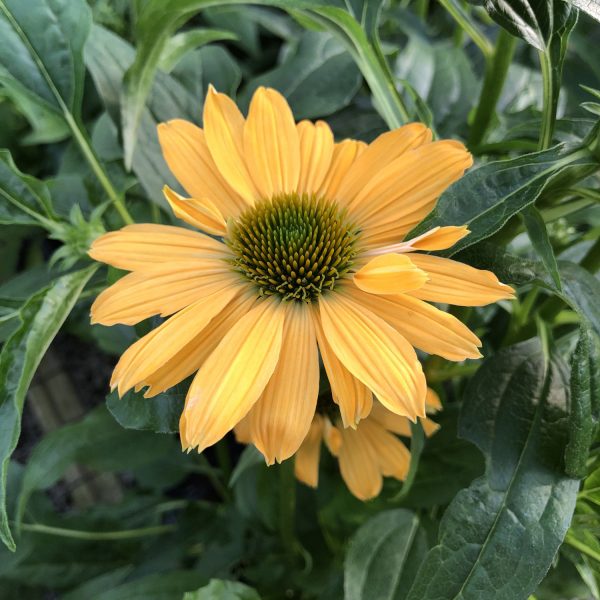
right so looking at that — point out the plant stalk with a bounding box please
[279,459,297,550]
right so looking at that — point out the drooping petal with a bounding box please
[338,426,382,500]
[318,139,366,201]
[323,417,343,456]
[248,303,319,465]
[407,253,515,306]
[203,85,259,204]
[91,261,239,326]
[163,186,226,236]
[353,254,429,295]
[295,415,323,488]
[233,414,253,445]
[157,118,246,216]
[109,286,240,396]
[426,387,442,412]
[88,224,228,272]
[244,87,300,198]
[314,310,373,428]
[141,292,256,397]
[352,141,473,245]
[319,293,427,419]
[296,120,334,195]
[359,419,410,480]
[369,401,411,437]
[365,226,470,255]
[346,286,482,361]
[181,298,285,452]
[336,124,432,206]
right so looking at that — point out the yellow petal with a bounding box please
[345,286,482,361]
[248,303,319,465]
[318,139,366,201]
[426,387,442,412]
[163,186,226,236]
[109,286,240,396]
[353,254,429,295]
[319,293,427,419]
[88,224,228,272]
[203,85,259,204]
[407,253,515,306]
[420,417,440,437]
[141,292,256,397]
[157,118,246,216]
[359,419,410,480]
[323,417,343,456]
[366,226,470,255]
[338,426,382,500]
[353,141,473,245]
[91,260,238,326]
[314,309,373,428]
[244,87,300,198]
[234,414,252,445]
[296,120,334,195]
[181,298,285,452]
[336,124,432,206]
[295,415,323,488]
[369,401,412,437]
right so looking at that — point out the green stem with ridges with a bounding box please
[279,459,297,551]
[19,522,174,540]
[438,0,493,58]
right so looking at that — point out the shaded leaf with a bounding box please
[345,509,427,600]
[0,266,96,551]
[406,339,579,600]
[184,579,261,600]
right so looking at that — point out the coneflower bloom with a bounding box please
[236,389,442,500]
[89,86,513,464]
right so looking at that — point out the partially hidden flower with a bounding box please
[236,389,442,500]
[89,85,514,465]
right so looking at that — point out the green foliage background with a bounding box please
[0,0,599,598]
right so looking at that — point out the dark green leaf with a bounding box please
[406,340,579,600]
[345,509,427,600]
[242,31,361,118]
[106,386,184,434]
[570,0,600,21]
[0,0,91,123]
[184,579,261,600]
[522,204,562,289]
[93,571,207,600]
[0,149,55,225]
[0,266,96,551]
[565,325,599,478]
[410,146,598,255]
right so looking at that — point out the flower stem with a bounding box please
[279,459,297,550]
[468,29,517,148]
[538,51,556,151]
[438,0,493,58]
[19,522,174,540]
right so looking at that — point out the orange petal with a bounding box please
[353,254,429,295]
[244,87,300,198]
[157,118,246,216]
[203,85,258,204]
[248,303,319,465]
[319,293,427,419]
[366,226,470,255]
[318,139,366,201]
[338,426,382,500]
[296,120,334,195]
[295,415,323,488]
[88,224,228,272]
[181,298,285,452]
[407,253,515,306]
[163,186,226,236]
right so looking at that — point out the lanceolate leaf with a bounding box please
[0,150,56,226]
[0,0,91,123]
[570,0,600,22]
[410,146,598,256]
[345,509,428,600]
[0,266,96,552]
[565,325,600,478]
[406,340,579,600]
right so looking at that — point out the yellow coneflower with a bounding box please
[236,389,442,500]
[89,86,513,464]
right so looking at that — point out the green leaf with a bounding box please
[158,28,237,72]
[183,579,261,600]
[242,31,361,118]
[0,265,96,551]
[410,146,598,255]
[570,0,600,22]
[344,509,427,600]
[521,205,562,289]
[0,149,55,225]
[406,340,579,600]
[565,325,600,478]
[106,387,185,434]
[0,0,91,124]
